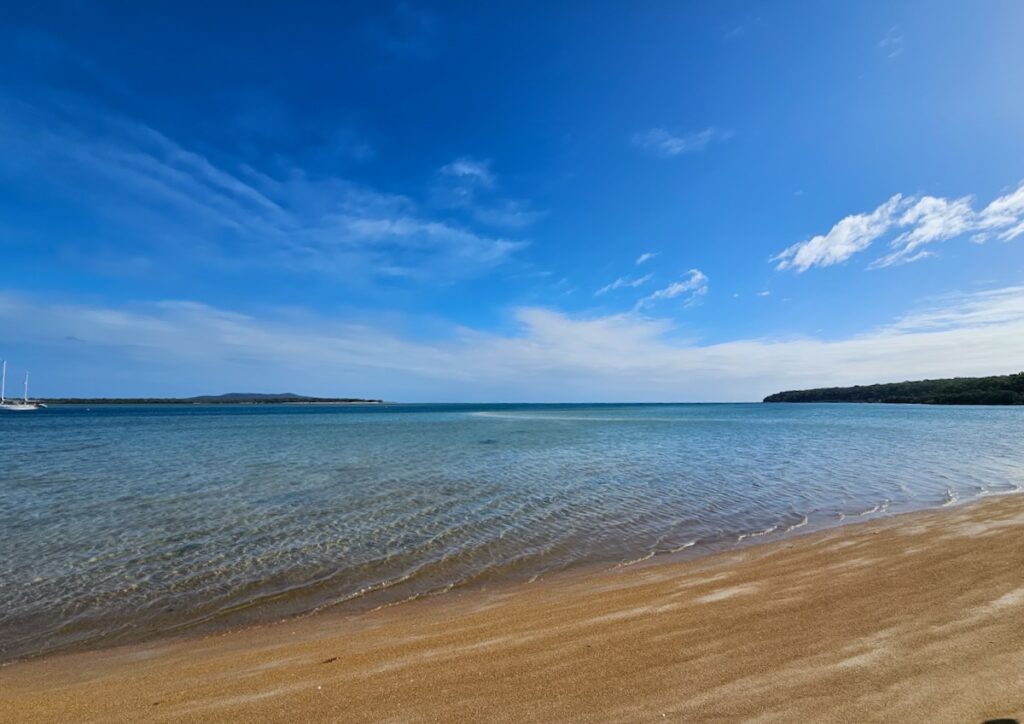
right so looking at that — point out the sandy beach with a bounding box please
[3,494,1023,723]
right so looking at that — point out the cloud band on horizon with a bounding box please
[4,284,1023,402]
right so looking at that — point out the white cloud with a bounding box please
[631,128,731,158]
[595,274,652,296]
[635,252,659,265]
[870,195,975,268]
[6,285,1024,402]
[438,157,495,188]
[757,290,771,297]
[772,195,903,272]
[976,182,1024,242]
[774,182,1024,272]
[635,269,708,309]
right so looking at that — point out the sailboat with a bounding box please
[0,361,46,411]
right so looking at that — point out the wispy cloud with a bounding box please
[434,156,542,230]
[772,195,904,272]
[471,200,544,229]
[976,182,1024,242]
[773,182,1024,272]
[635,269,708,309]
[885,286,1024,333]
[878,26,904,59]
[6,285,1024,401]
[0,97,526,282]
[870,195,974,268]
[631,128,731,158]
[635,252,659,265]
[595,274,652,296]
[439,157,495,188]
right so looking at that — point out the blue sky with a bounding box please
[2,1,1023,400]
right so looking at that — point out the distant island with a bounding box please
[764,372,1024,405]
[42,393,384,405]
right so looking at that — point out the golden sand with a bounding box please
[3,495,1024,723]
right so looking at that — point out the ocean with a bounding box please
[1,402,1021,661]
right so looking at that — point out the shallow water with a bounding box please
[1,402,1021,660]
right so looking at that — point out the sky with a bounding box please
[1,1,1023,401]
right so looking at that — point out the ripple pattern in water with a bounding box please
[1,402,1022,660]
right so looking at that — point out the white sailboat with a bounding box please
[0,361,45,411]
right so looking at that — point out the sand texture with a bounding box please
[3,495,1024,723]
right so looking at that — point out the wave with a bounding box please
[783,515,810,533]
[669,540,698,553]
[737,525,778,542]
[856,500,890,517]
[614,550,657,568]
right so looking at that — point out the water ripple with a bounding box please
[1,402,1022,661]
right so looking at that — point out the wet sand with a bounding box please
[3,494,1023,723]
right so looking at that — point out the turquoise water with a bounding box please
[1,403,1021,661]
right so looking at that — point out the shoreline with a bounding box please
[3,494,1023,722]
[4,486,1010,666]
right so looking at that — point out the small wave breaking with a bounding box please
[737,525,778,543]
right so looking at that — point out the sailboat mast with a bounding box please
[1,360,5,403]
[24,371,29,403]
